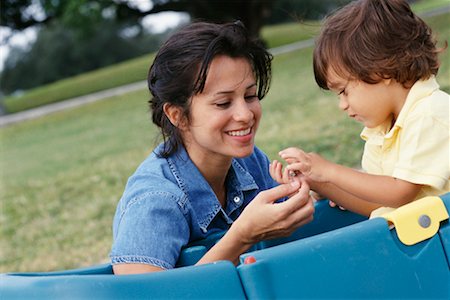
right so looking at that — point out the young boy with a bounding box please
[270,0,449,217]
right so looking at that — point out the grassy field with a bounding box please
[1,9,449,272]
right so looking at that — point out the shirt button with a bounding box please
[233,196,240,203]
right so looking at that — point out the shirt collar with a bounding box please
[361,76,440,146]
[167,145,258,232]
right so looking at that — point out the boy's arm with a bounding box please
[279,148,422,209]
[311,181,381,216]
[314,162,422,208]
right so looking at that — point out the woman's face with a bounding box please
[182,55,261,162]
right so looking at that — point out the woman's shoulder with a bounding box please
[121,150,186,204]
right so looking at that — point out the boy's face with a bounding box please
[326,67,404,128]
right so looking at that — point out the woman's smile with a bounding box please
[226,127,252,137]
[226,127,254,144]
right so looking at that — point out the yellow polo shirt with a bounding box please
[361,76,449,215]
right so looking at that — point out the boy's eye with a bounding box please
[337,85,348,96]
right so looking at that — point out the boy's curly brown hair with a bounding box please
[313,0,447,89]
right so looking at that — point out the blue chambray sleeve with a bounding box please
[110,191,190,269]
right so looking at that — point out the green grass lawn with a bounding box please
[2,55,155,114]
[1,9,449,273]
[412,0,450,11]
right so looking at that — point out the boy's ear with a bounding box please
[163,103,186,129]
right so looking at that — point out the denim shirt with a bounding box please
[110,143,278,269]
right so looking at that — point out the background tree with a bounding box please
[0,0,347,95]
[0,19,166,94]
[1,0,277,39]
[269,0,351,24]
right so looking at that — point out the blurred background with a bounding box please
[0,0,355,103]
[0,0,449,273]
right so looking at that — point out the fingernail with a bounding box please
[288,170,297,177]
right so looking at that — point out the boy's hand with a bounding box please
[310,189,346,210]
[270,159,304,185]
[269,160,290,184]
[309,190,324,201]
[328,200,346,210]
[279,147,332,183]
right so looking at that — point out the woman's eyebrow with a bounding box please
[214,83,257,96]
[214,90,233,95]
[246,83,257,90]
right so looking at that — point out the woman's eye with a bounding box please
[245,95,258,102]
[216,102,231,108]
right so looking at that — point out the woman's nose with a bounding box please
[234,100,254,122]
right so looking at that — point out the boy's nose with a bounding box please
[338,97,349,111]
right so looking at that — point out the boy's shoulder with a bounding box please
[410,89,448,120]
[404,78,448,123]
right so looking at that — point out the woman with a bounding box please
[110,21,314,274]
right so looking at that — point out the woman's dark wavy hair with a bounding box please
[148,21,273,158]
[313,0,447,90]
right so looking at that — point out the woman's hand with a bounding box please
[197,180,314,266]
[231,179,314,245]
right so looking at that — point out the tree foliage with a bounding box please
[0,19,166,94]
[269,0,352,24]
[0,0,347,95]
[1,0,278,39]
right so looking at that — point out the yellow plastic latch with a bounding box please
[381,196,449,246]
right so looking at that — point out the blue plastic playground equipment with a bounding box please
[1,193,449,299]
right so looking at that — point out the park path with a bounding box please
[0,39,314,128]
[0,81,147,127]
[1,5,448,128]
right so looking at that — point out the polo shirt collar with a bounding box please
[167,145,258,233]
[361,76,439,147]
